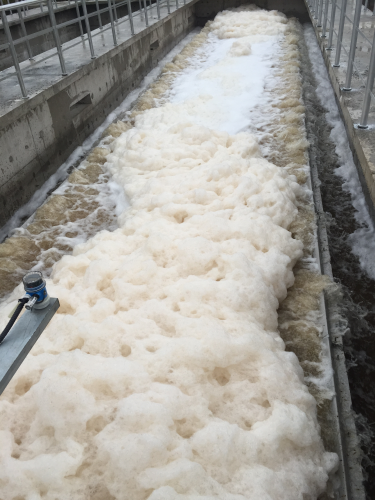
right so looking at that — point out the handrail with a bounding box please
[307,0,375,128]
[0,0,185,100]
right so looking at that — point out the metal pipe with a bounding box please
[314,0,319,18]
[113,0,118,23]
[75,0,84,38]
[156,0,160,19]
[166,0,170,13]
[358,30,375,128]
[143,0,148,25]
[343,0,362,90]
[81,0,96,59]
[108,0,117,45]
[175,0,179,8]
[317,0,324,26]
[334,0,348,66]
[1,9,28,98]
[127,0,134,34]
[17,7,33,59]
[322,0,330,37]
[47,0,67,75]
[328,0,337,49]
[138,0,144,20]
[95,0,103,29]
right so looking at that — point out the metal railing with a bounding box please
[307,0,375,129]
[0,0,186,99]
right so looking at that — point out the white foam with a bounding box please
[0,11,336,500]
[304,25,375,280]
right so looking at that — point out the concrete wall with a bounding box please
[0,3,197,228]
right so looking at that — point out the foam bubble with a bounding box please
[0,9,336,500]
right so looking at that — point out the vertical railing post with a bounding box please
[167,0,170,14]
[343,0,362,90]
[1,9,28,98]
[314,0,319,19]
[81,0,96,59]
[328,0,337,49]
[358,31,375,128]
[143,0,148,25]
[317,0,324,26]
[75,0,84,38]
[47,0,67,75]
[175,0,179,8]
[334,0,348,66]
[138,0,144,20]
[127,0,134,34]
[95,0,102,29]
[322,0,330,37]
[17,7,33,59]
[156,0,160,18]
[113,0,118,22]
[108,0,117,45]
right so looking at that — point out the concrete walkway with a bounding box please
[0,1,178,115]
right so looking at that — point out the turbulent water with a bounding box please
[0,8,346,500]
[302,24,375,500]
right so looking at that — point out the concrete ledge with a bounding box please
[0,2,198,228]
[303,0,375,224]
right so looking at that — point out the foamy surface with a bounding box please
[0,9,336,499]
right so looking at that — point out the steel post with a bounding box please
[334,0,348,66]
[314,0,319,18]
[176,0,179,8]
[343,0,362,90]
[167,0,170,13]
[127,0,134,34]
[113,0,118,22]
[156,0,160,19]
[138,0,144,19]
[322,0,330,37]
[143,0,148,25]
[358,30,375,128]
[1,9,28,98]
[75,0,84,37]
[317,0,324,26]
[95,0,103,29]
[17,7,33,59]
[81,0,96,59]
[47,0,67,75]
[108,0,118,45]
[328,0,337,49]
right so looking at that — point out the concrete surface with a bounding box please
[305,0,375,223]
[0,1,197,227]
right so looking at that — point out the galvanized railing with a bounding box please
[0,0,185,99]
[307,0,375,129]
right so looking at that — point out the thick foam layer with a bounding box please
[0,8,336,500]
